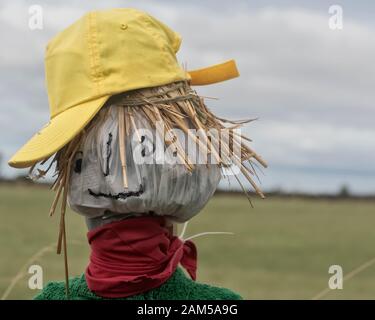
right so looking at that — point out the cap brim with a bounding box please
[8,96,110,168]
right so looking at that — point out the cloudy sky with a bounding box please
[0,0,373,194]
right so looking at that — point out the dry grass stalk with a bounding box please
[118,107,128,189]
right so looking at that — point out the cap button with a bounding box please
[120,23,128,30]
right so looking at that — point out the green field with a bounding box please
[1,184,375,300]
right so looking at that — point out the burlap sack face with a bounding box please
[68,105,221,222]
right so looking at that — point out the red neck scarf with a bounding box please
[85,216,197,298]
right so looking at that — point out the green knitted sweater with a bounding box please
[34,268,242,300]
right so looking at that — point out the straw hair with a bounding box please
[30,80,267,296]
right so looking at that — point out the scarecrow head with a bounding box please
[9,8,267,298]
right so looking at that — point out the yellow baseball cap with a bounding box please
[8,8,239,168]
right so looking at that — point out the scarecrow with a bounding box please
[8,8,267,300]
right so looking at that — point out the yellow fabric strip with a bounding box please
[187,60,239,86]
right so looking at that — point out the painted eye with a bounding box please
[104,133,113,176]
[139,134,155,157]
[74,151,83,173]
[141,143,155,157]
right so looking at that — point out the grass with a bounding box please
[1,184,375,299]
